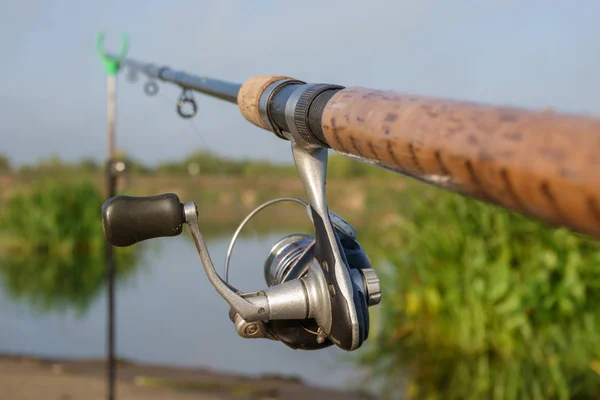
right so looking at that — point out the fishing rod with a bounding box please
[99,35,600,354]
[105,48,600,239]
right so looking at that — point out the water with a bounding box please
[0,233,365,390]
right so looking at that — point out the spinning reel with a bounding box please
[101,141,381,351]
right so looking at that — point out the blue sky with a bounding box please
[2,0,600,166]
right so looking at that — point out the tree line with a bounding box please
[0,150,394,179]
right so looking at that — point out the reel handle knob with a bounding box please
[102,193,185,247]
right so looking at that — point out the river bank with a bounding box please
[0,353,373,400]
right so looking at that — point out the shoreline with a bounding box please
[0,352,373,399]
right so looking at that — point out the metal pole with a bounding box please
[96,33,128,400]
[105,73,117,400]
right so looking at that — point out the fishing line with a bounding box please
[153,91,267,272]
[154,92,254,223]
[224,197,308,284]
[187,118,262,238]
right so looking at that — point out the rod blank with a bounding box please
[111,54,241,103]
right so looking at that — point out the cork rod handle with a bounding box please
[321,87,600,237]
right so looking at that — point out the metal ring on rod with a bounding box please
[144,80,159,96]
[176,89,197,118]
[177,97,197,118]
[224,197,308,284]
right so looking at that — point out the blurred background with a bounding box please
[1,1,600,399]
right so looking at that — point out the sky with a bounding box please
[1,0,600,166]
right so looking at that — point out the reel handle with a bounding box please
[102,193,185,247]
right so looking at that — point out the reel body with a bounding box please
[262,229,379,350]
[101,142,382,352]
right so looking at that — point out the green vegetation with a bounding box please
[5,150,395,180]
[0,154,11,172]
[155,149,295,177]
[2,150,600,399]
[0,179,139,314]
[359,184,600,400]
[1,179,105,255]
[15,152,151,177]
[133,376,281,399]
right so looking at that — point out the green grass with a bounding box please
[0,179,105,255]
[359,184,600,400]
[0,179,139,314]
